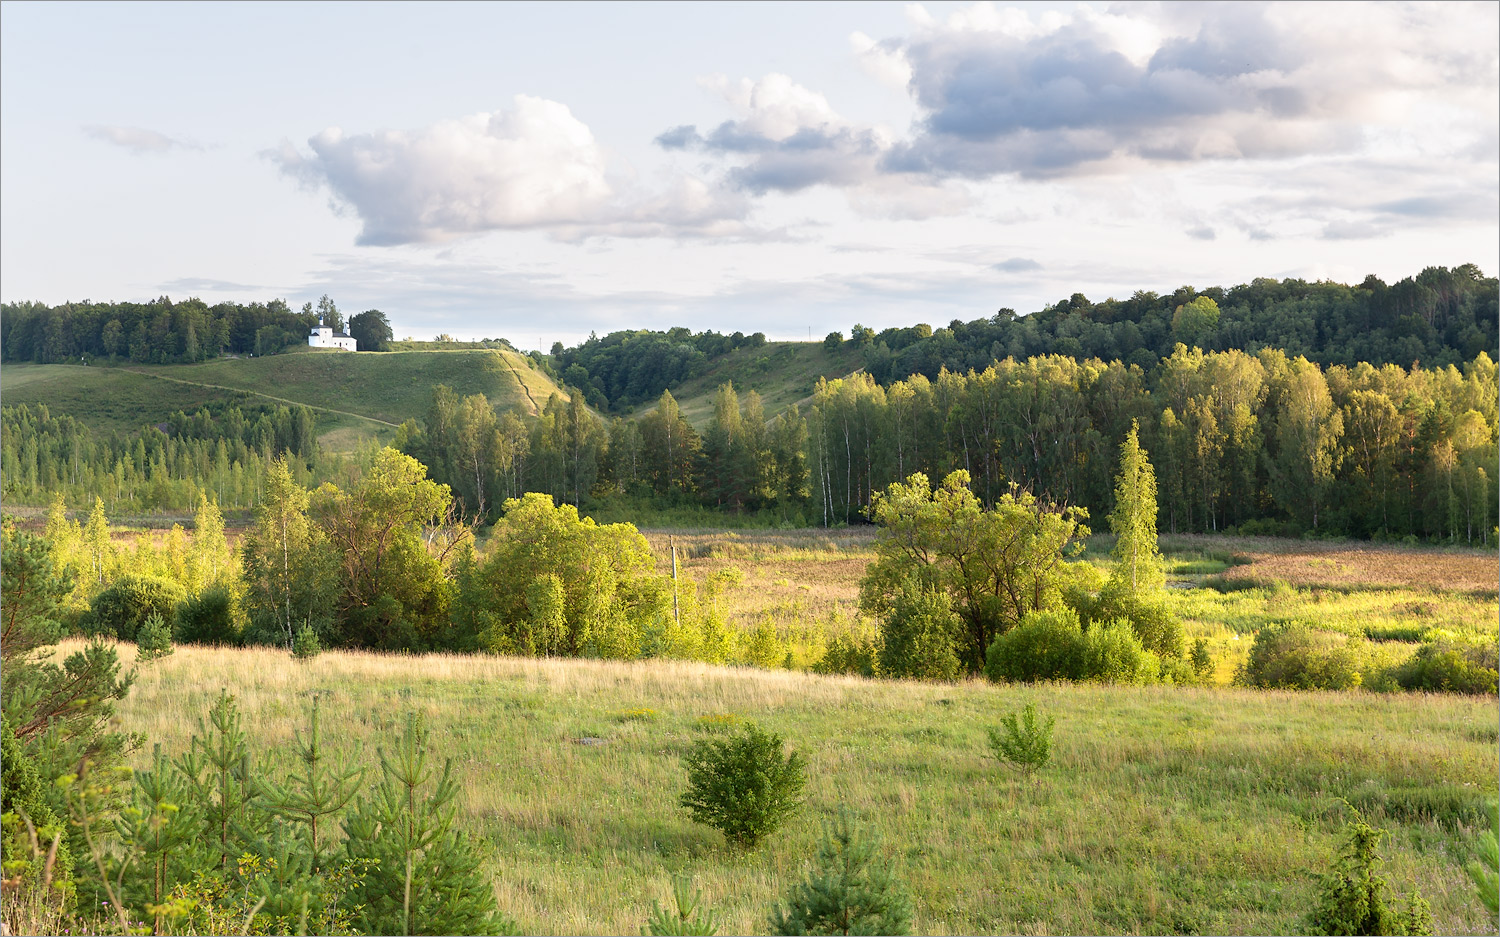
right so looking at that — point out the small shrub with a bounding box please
[767,810,911,936]
[742,619,787,669]
[1080,620,1160,685]
[1190,638,1214,679]
[877,580,961,681]
[814,634,877,678]
[174,585,240,646]
[1393,638,1497,695]
[1237,622,1363,690]
[644,877,718,936]
[1089,582,1184,659]
[135,612,174,663]
[1306,809,1434,936]
[291,628,322,660]
[83,573,185,641]
[984,609,1084,683]
[680,722,806,849]
[986,702,1055,776]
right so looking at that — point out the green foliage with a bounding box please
[1080,620,1160,685]
[241,457,340,649]
[1,713,75,906]
[986,703,1056,776]
[644,876,719,936]
[174,584,240,646]
[876,579,961,681]
[984,608,1085,683]
[1238,622,1363,690]
[135,611,175,662]
[814,633,878,678]
[743,618,788,669]
[259,696,363,873]
[767,810,911,936]
[1171,295,1221,347]
[83,572,186,641]
[862,471,1089,674]
[823,331,843,352]
[1393,637,1498,695]
[460,492,656,658]
[1190,637,1215,679]
[1079,581,1184,659]
[1108,421,1165,593]
[680,722,807,849]
[1307,809,1434,936]
[343,712,519,936]
[292,627,323,660]
[1469,800,1499,919]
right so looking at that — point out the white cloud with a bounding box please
[270,96,749,246]
[84,125,199,154]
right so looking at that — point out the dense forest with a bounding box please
[0,294,395,361]
[551,265,1496,412]
[401,346,1497,544]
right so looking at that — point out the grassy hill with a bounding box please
[107,640,1497,936]
[626,341,865,429]
[1,347,570,452]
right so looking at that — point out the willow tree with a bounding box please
[1108,421,1164,594]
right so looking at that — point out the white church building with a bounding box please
[308,319,357,351]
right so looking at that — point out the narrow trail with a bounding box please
[495,351,541,415]
[118,368,399,428]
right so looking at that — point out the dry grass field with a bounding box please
[82,638,1498,936]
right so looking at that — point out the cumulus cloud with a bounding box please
[270,96,750,246]
[658,0,1496,233]
[84,125,199,154]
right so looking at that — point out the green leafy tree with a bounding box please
[680,723,806,849]
[174,585,239,646]
[344,713,519,936]
[861,471,1090,674]
[241,458,338,649]
[348,309,393,351]
[1171,296,1220,347]
[1108,421,1164,594]
[768,810,911,936]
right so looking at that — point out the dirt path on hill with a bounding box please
[119,368,399,427]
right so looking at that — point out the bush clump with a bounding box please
[1393,638,1498,695]
[174,585,240,646]
[985,608,1161,685]
[814,634,877,678]
[1237,622,1363,690]
[82,573,185,641]
[680,722,805,849]
[877,579,961,681]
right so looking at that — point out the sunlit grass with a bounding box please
[95,640,1499,936]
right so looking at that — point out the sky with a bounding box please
[2,1,1496,349]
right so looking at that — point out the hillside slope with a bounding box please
[1,348,571,450]
[628,341,864,429]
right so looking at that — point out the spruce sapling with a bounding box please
[644,876,719,936]
[768,809,912,936]
[259,695,362,873]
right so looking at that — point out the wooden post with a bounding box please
[670,535,681,627]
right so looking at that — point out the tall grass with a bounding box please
[89,640,1499,936]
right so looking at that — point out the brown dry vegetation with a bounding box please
[1218,547,1498,593]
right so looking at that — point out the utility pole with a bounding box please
[670,535,681,626]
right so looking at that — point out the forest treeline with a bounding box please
[405,345,1497,544]
[1,401,324,512]
[0,294,395,362]
[550,265,1497,411]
